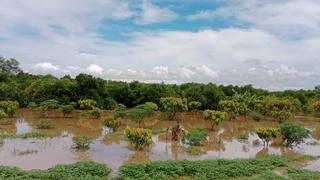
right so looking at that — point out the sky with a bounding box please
[1,0,320,90]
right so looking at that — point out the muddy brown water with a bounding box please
[0,109,319,175]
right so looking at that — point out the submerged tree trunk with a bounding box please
[172,121,183,141]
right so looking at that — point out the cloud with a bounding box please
[34,62,58,71]
[151,66,169,77]
[87,64,103,74]
[188,0,320,38]
[135,0,178,25]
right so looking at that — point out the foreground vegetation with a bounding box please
[0,161,110,179]
[119,156,319,180]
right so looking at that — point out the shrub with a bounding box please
[0,110,7,120]
[27,102,37,109]
[182,128,208,146]
[73,135,93,150]
[310,100,320,113]
[114,104,126,119]
[188,101,202,112]
[104,118,120,131]
[78,99,97,110]
[40,99,59,109]
[104,97,118,110]
[37,119,54,129]
[59,105,74,117]
[124,128,152,149]
[0,100,19,117]
[255,127,281,146]
[280,123,310,146]
[250,112,263,121]
[160,97,188,120]
[203,110,227,130]
[126,103,158,127]
[90,108,103,119]
[185,146,204,156]
[270,110,293,122]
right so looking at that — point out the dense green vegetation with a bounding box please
[0,161,110,179]
[119,155,318,180]
[72,135,93,150]
[124,128,153,149]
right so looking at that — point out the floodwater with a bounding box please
[0,109,319,175]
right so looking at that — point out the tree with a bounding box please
[203,110,227,130]
[59,105,74,117]
[126,102,158,127]
[0,110,7,120]
[0,57,22,74]
[280,123,310,146]
[188,101,202,112]
[219,100,237,120]
[0,100,19,117]
[160,97,188,120]
[124,128,152,149]
[255,127,280,147]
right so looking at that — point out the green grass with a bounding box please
[119,155,318,180]
[185,146,204,156]
[0,161,110,179]
[36,119,55,129]
[151,128,167,135]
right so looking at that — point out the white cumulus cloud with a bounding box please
[87,64,103,74]
[34,62,58,71]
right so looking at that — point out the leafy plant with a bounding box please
[114,104,127,119]
[124,128,152,149]
[255,127,281,146]
[0,110,7,120]
[27,102,37,109]
[0,100,19,117]
[160,97,188,120]
[37,119,55,129]
[126,103,158,127]
[59,104,74,117]
[188,101,202,112]
[250,111,263,121]
[203,110,227,130]
[280,123,310,146]
[104,118,120,131]
[78,99,97,110]
[185,146,204,156]
[73,135,93,150]
[90,108,103,119]
[182,128,208,146]
[269,110,293,122]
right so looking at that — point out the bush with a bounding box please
[182,128,208,146]
[185,146,204,156]
[255,127,280,146]
[40,99,59,109]
[104,118,120,132]
[59,105,74,117]
[27,102,37,109]
[280,123,310,146]
[37,119,55,129]
[250,112,263,121]
[114,104,126,119]
[270,110,293,122]
[0,100,19,117]
[73,135,93,150]
[188,101,202,112]
[78,99,97,110]
[203,110,227,130]
[126,103,158,127]
[0,161,110,179]
[104,97,118,110]
[0,110,7,120]
[124,128,152,149]
[90,108,103,119]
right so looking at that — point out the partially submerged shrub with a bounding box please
[185,146,204,156]
[160,97,188,120]
[188,101,202,112]
[104,118,120,131]
[0,100,19,117]
[90,108,103,119]
[124,128,152,149]
[27,102,37,109]
[255,127,281,146]
[126,103,158,127]
[37,119,54,129]
[0,110,7,120]
[73,135,93,150]
[270,110,293,122]
[203,110,227,130]
[59,104,74,117]
[40,99,59,109]
[78,99,97,110]
[182,128,208,146]
[250,112,263,121]
[280,123,310,146]
[114,104,126,119]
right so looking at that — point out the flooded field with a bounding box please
[0,109,319,175]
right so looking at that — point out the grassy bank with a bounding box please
[0,161,110,179]
[119,155,320,180]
